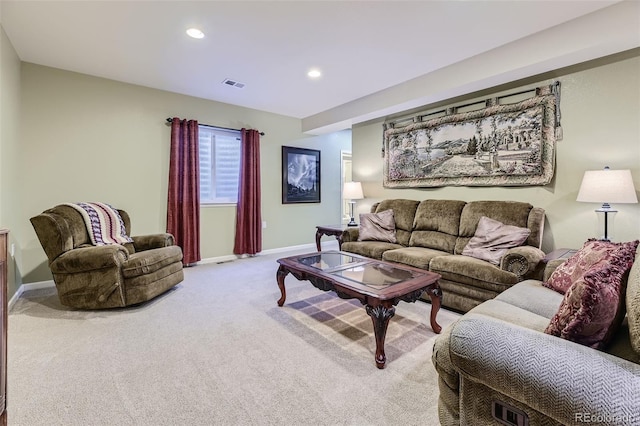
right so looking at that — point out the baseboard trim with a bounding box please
[13,241,337,305]
[10,279,55,309]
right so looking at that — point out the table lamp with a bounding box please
[343,182,364,226]
[576,166,637,241]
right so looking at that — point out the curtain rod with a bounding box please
[386,86,546,128]
[166,118,265,136]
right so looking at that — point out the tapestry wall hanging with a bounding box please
[383,83,561,188]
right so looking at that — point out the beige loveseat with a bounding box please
[341,199,545,313]
[432,245,640,425]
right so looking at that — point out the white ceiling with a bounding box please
[0,0,635,133]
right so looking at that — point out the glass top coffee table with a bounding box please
[276,250,442,369]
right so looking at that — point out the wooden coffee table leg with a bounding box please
[424,283,443,334]
[276,265,289,306]
[315,229,323,251]
[366,304,396,369]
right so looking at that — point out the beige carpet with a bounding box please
[8,246,460,425]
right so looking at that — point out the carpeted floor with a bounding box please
[8,245,460,425]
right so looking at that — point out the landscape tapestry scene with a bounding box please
[383,85,559,188]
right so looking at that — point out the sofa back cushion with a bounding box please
[374,199,419,246]
[409,199,466,253]
[455,201,536,255]
[627,246,640,356]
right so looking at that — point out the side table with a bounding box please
[315,224,354,251]
[543,248,577,262]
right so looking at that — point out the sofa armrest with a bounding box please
[499,246,545,279]
[50,245,129,273]
[132,233,176,251]
[341,228,360,243]
[449,314,640,425]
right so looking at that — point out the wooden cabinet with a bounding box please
[0,230,7,425]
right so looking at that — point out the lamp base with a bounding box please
[347,201,358,226]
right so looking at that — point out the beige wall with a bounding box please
[4,27,640,293]
[352,52,640,252]
[17,63,350,284]
[0,26,22,296]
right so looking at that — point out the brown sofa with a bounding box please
[341,199,546,312]
[31,204,184,309]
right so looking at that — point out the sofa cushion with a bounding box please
[544,242,638,349]
[455,201,533,255]
[382,246,450,270]
[430,255,521,293]
[357,210,397,243]
[544,239,637,294]
[374,199,419,245]
[122,245,184,278]
[461,216,530,265]
[409,199,466,253]
[495,280,564,319]
[626,246,640,355]
[340,241,404,260]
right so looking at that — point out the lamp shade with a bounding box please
[343,181,364,200]
[576,168,638,204]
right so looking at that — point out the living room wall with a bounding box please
[351,51,640,252]
[0,27,21,296]
[18,63,350,285]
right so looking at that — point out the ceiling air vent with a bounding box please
[222,78,245,89]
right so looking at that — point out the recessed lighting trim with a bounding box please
[307,69,322,78]
[186,28,205,39]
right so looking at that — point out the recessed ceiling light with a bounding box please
[307,69,322,79]
[186,28,205,39]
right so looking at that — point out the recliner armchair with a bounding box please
[31,204,184,309]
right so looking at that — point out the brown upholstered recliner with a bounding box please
[30,204,184,309]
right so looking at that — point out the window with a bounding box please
[199,126,241,204]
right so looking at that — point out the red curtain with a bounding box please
[167,117,201,265]
[233,129,262,255]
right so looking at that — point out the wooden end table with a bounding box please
[543,248,577,262]
[315,224,354,251]
[276,250,442,369]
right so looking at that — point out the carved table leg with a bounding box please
[276,265,289,306]
[366,304,396,369]
[424,283,443,334]
[315,229,323,251]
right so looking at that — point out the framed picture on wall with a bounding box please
[282,146,321,204]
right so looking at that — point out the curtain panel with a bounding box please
[233,129,262,255]
[167,117,201,265]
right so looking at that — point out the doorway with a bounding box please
[340,151,352,224]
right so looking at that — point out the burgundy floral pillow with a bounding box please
[544,239,637,294]
[544,240,638,349]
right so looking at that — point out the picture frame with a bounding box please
[282,146,321,204]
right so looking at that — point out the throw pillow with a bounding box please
[358,210,397,243]
[544,239,639,294]
[461,216,530,265]
[544,240,638,349]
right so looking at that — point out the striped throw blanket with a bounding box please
[65,202,133,246]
